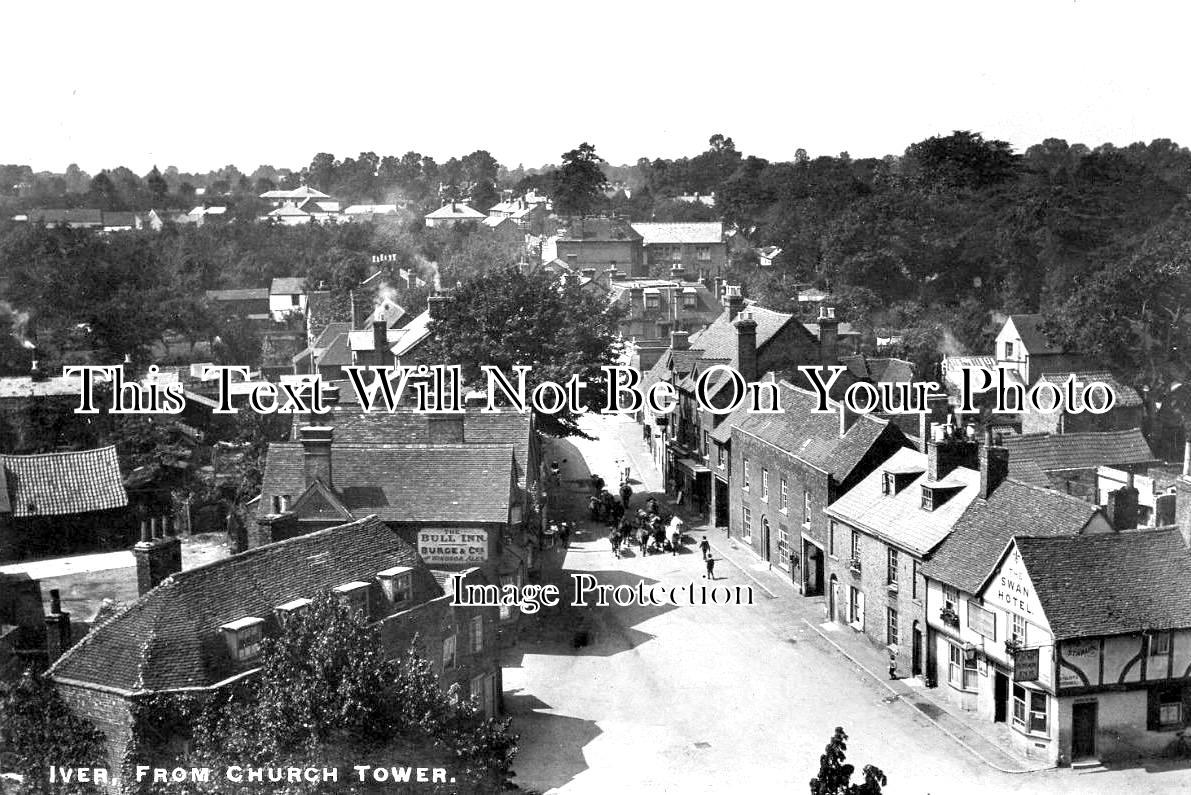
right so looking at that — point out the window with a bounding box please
[887,607,899,646]
[850,529,860,561]
[742,456,750,489]
[379,566,413,603]
[780,477,789,513]
[742,507,752,541]
[887,548,899,586]
[1011,613,1027,644]
[220,617,265,663]
[761,468,769,501]
[696,246,711,261]
[683,292,697,308]
[717,445,726,469]
[943,584,959,613]
[1004,341,1014,358]
[802,491,811,524]
[921,486,935,511]
[291,294,300,306]
[1149,632,1172,657]
[911,560,919,600]
[499,576,515,620]
[702,430,709,458]
[1159,689,1185,727]
[274,598,311,628]
[882,471,894,495]
[443,634,457,670]
[470,615,484,653]
[829,521,837,557]
[849,587,864,629]
[645,294,660,310]
[1013,685,1048,734]
[779,523,790,547]
[333,581,370,620]
[949,643,978,691]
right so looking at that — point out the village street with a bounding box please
[502,412,1191,795]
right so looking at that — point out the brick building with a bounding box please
[726,382,910,595]
[629,222,727,278]
[555,217,644,277]
[607,270,721,373]
[48,515,501,784]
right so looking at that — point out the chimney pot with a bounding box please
[734,315,758,382]
[50,588,61,614]
[140,519,152,542]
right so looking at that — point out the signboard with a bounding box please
[984,547,1044,621]
[417,529,489,564]
[1058,638,1099,688]
[1013,648,1040,682]
[967,601,996,640]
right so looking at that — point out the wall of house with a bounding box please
[555,240,642,276]
[56,683,136,791]
[1020,403,1145,435]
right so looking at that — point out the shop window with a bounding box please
[1013,685,1048,734]
[949,643,977,691]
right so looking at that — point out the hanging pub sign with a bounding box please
[1013,648,1040,682]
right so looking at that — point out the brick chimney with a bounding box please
[629,286,644,320]
[817,305,839,366]
[253,510,299,547]
[979,428,1009,499]
[133,516,182,596]
[427,294,448,320]
[602,267,617,291]
[671,330,690,351]
[581,267,597,282]
[44,588,72,662]
[725,286,744,321]
[1106,473,1140,531]
[372,319,387,363]
[299,426,334,487]
[927,421,979,481]
[735,313,758,383]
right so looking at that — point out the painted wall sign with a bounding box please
[417,529,489,564]
[1014,648,1040,682]
[1058,638,1099,688]
[983,548,1045,622]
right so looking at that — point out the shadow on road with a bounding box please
[504,690,602,793]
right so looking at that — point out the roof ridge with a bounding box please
[0,445,118,461]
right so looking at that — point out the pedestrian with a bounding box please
[639,528,650,556]
[611,532,620,558]
[646,497,659,516]
[888,651,898,681]
[704,555,715,580]
[589,495,600,521]
[670,529,681,555]
[699,535,711,560]
[619,481,633,509]
[594,474,605,492]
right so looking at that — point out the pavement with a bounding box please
[504,412,1191,795]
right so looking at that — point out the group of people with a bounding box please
[588,474,634,526]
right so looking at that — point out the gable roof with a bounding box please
[687,303,809,365]
[1,447,127,518]
[1036,371,1142,409]
[1006,314,1065,355]
[921,479,1103,594]
[48,516,440,692]
[259,443,514,524]
[993,530,1191,639]
[260,185,331,200]
[557,217,642,242]
[425,203,484,220]
[840,355,915,385]
[728,382,900,479]
[270,277,307,295]
[1001,429,1156,473]
[630,222,723,246]
[824,447,980,557]
[391,309,433,357]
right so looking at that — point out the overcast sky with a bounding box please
[3,0,1189,174]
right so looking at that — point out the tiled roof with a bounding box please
[259,443,514,524]
[425,203,484,220]
[1001,530,1191,639]
[921,479,1103,594]
[630,222,723,245]
[1,447,127,518]
[1008,459,1051,488]
[824,447,980,556]
[48,516,441,692]
[205,288,269,302]
[1001,429,1155,473]
[558,217,641,242]
[728,382,900,479]
[1007,314,1065,355]
[260,186,331,200]
[392,310,433,357]
[687,304,810,365]
[270,277,307,295]
[1036,371,1142,409]
[28,209,104,225]
[840,355,915,384]
[0,376,86,399]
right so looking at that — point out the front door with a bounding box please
[1072,702,1097,759]
[828,575,838,622]
[994,671,1009,722]
[714,479,729,527]
[912,624,923,677]
[762,518,771,562]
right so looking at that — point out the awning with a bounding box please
[676,457,711,475]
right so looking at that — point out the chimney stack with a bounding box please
[927,421,979,481]
[602,266,617,291]
[670,263,686,282]
[817,305,839,366]
[44,588,72,662]
[979,427,1009,499]
[629,286,644,320]
[725,286,743,321]
[1106,480,1140,531]
[671,330,690,351]
[427,294,448,320]
[299,426,334,487]
[735,313,758,383]
[372,319,387,363]
[133,515,182,596]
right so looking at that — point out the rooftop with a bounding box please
[1,447,127,518]
[629,222,724,246]
[1001,429,1156,473]
[1006,314,1065,355]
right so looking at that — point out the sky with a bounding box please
[3,0,1191,175]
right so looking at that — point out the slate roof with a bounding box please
[824,447,980,557]
[260,186,331,200]
[840,355,915,384]
[687,303,810,365]
[48,516,441,692]
[1001,429,1156,473]
[630,222,724,246]
[270,277,307,295]
[558,217,641,242]
[728,382,900,480]
[259,443,514,524]
[425,203,485,220]
[1,447,127,518]
[1036,371,1142,409]
[995,530,1191,639]
[1008,458,1051,489]
[391,309,433,358]
[921,479,1104,594]
[205,288,269,302]
[1008,314,1065,355]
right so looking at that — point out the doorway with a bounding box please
[912,623,923,677]
[714,479,729,528]
[994,671,1009,722]
[762,517,771,562]
[828,575,838,622]
[1072,702,1097,759]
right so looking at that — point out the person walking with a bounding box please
[699,535,711,560]
[619,481,633,509]
[704,555,716,580]
[646,497,659,516]
[888,651,898,681]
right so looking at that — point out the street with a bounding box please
[502,413,1191,795]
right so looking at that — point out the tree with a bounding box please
[0,672,107,794]
[146,166,168,199]
[809,727,887,795]
[470,178,499,213]
[904,130,1019,191]
[552,142,608,218]
[421,266,624,437]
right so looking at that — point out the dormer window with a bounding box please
[274,598,312,628]
[645,290,660,311]
[220,617,265,663]
[921,482,962,511]
[333,581,371,620]
[921,486,937,511]
[882,472,895,495]
[883,469,921,496]
[378,566,414,604]
[682,288,697,308]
